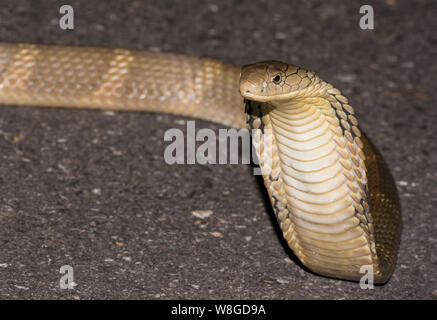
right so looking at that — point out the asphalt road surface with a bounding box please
[0,0,436,299]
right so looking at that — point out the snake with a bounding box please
[0,43,401,283]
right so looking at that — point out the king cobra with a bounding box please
[0,43,401,283]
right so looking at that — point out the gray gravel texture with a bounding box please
[0,0,436,299]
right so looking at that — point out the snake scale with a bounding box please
[0,43,401,283]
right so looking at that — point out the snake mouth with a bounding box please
[240,89,272,103]
[240,87,303,104]
[239,71,304,103]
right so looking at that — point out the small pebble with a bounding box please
[386,55,398,63]
[92,188,102,195]
[174,119,186,125]
[275,32,287,40]
[14,285,29,290]
[401,61,415,69]
[398,181,408,187]
[210,231,224,238]
[336,74,357,83]
[276,278,289,284]
[208,4,219,12]
[93,24,104,31]
[191,210,213,219]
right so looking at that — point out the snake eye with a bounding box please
[272,74,282,84]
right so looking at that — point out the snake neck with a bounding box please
[269,92,370,213]
[256,89,383,281]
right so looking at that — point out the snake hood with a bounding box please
[239,59,400,283]
[239,61,319,104]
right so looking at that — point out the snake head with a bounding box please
[239,61,315,103]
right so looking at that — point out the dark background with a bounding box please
[0,0,436,299]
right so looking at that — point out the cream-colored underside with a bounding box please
[268,98,377,279]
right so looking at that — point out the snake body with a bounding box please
[0,43,401,283]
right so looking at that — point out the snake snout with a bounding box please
[239,67,268,100]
